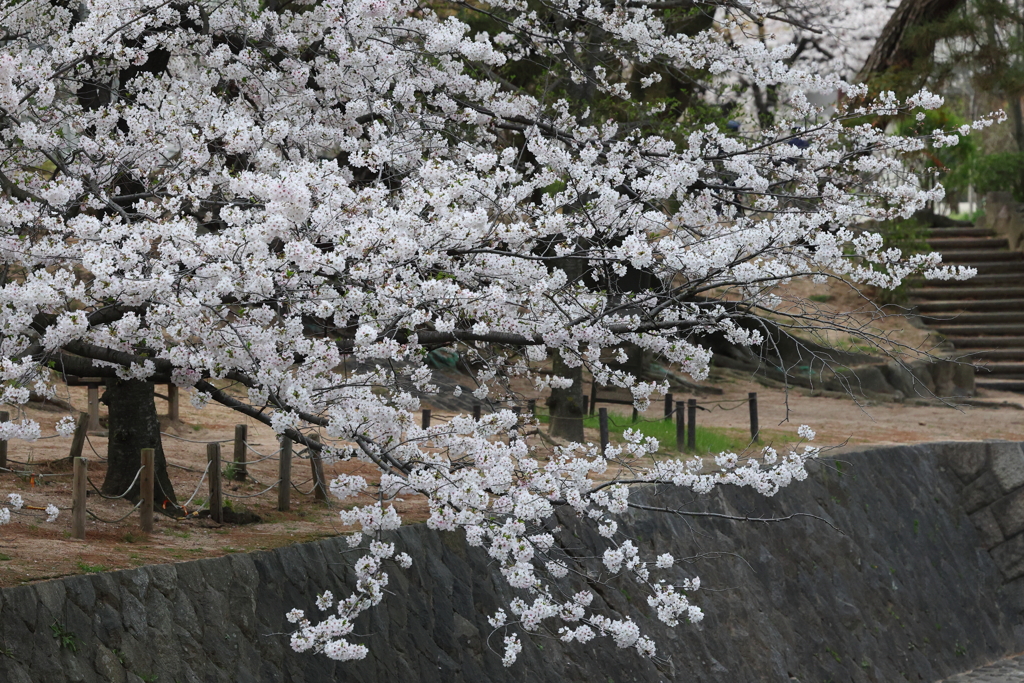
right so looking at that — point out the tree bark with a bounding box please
[545,250,586,442]
[102,379,177,510]
[546,350,585,442]
[857,0,965,83]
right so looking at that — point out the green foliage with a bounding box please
[971,151,1024,201]
[50,621,78,652]
[75,560,108,573]
[537,410,793,453]
[895,106,977,200]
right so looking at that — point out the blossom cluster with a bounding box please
[0,0,993,667]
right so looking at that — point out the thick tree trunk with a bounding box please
[546,350,585,442]
[857,0,965,83]
[545,249,586,442]
[102,379,177,510]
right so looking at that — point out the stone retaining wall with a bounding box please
[1,442,1022,683]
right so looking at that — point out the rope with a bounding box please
[85,434,107,460]
[222,481,280,498]
[0,467,72,477]
[159,432,232,444]
[166,461,207,473]
[87,466,143,500]
[178,461,212,509]
[243,442,282,459]
[86,501,143,524]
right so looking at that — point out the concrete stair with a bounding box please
[909,225,1024,392]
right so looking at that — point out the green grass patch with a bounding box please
[75,561,108,574]
[537,411,792,454]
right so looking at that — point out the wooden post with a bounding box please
[686,399,697,451]
[664,393,673,419]
[581,395,589,416]
[86,385,101,432]
[527,399,536,416]
[631,406,639,423]
[233,424,248,481]
[278,437,292,512]
[308,434,327,502]
[68,411,89,461]
[72,457,87,540]
[589,381,598,415]
[473,404,481,421]
[675,401,685,453]
[0,410,8,471]
[511,407,521,443]
[748,392,760,443]
[167,384,179,422]
[207,442,223,523]
[422,409,431,429]
[140,448,154,534]
[599,408,609,456]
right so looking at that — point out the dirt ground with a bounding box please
[2,364,1022,588]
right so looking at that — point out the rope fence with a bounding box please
[2,388,764,539]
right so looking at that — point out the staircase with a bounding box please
[910,225,1024,392]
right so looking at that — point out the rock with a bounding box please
[971,506,1007,549]
[961,469,1006,513]
[989,442,1024,493]
[1,442,1022,683]
[942,441,989,484]
[992,533,1024,581]
[824,364,895,397]
[884,361,934,398]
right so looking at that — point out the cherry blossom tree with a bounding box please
[0,0,1001,666]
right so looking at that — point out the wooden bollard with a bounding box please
[675,401,685,453]
[309,434,327,502]
[581,395,589,416]
[72,457,87,540]
[422,409,431,430]
[527,399,536,416]
[748,392,760,443]
[68,411,89,461]
[511,407,521,443]
[599,408,609,455]
[589,382,598,415]
[473,404,481,421]
[167,384,180,422]
[207,442,223,523]
[233,424,248,481]
[86,385,101,432]
[665,393,673,419]
[140,448,154,534]
[0,410,8,470]
[686,399,697,451]
[278,437,292,512]
[631,406,639,423]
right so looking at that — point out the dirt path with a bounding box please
[2,375,1022,587]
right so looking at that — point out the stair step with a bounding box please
[931,323,1024,336]
[918,311,1024,325]
[931,261,1024,275]
[926,227,996,238]
[911,287,1024,300]
[938,249,1024,262]
[944,336,1024,348]
[921,272,1024,286]
[953,348,1024,361]
[973,362,1024,375]
[926,237,1010,250]
[976,378,1024,392]
[914,299,1024,313]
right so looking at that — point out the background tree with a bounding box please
[0,0,992,666]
